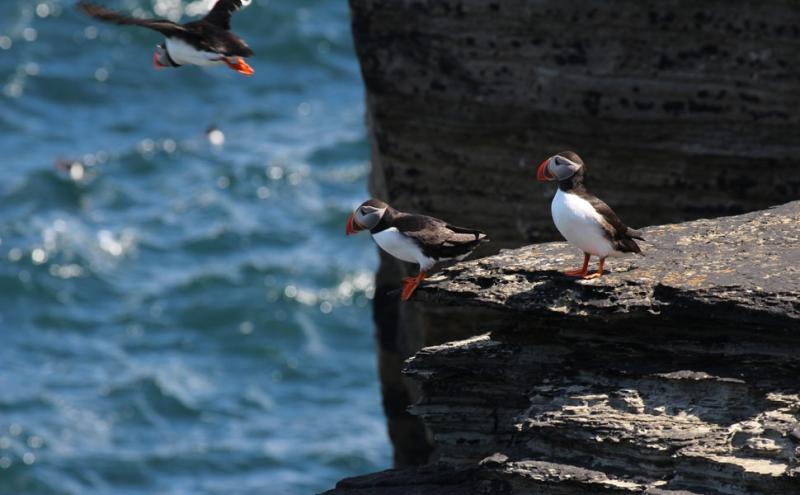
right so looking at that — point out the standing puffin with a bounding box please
[536,151,643,279]
[77,1,254,76]
[346,199,488,300]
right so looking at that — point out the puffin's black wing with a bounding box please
[581,194,643,253]
[204,0,251,30]
[77,2,187,37]
[394,214,488,260]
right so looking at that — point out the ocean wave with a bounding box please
[0,0,388,493]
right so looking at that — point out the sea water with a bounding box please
[0,1,389,493]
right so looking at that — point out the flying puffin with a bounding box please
[77,1,254,76]
[536,151,643,279]
[346,199,488,300]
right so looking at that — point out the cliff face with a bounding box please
[348,0,800,468]
[327,202,800,495]
[351,0,800,244]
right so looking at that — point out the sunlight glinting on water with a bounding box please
[0,1,388,493]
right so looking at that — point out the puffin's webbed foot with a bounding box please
[581,258,605,280]
[564,253,591,277]
[400,271,427,301]
[224,57,254,76]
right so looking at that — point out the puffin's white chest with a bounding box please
[165,37,223,67]
[372,228,434,269]
[551,189,615,257]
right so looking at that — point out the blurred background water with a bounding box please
[0,1,389,493]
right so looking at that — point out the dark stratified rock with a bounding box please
[325,459,706,494]
[348,0,800,467]
[326,201,800,494]
[416,200,800,325]
[350,0,800,245]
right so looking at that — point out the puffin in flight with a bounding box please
[536,151,643,279]
[346,199,488,300]
[77,0,254,76]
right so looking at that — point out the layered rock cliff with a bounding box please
[351,0,800,243]
[327,201,800,494]
[348,0,800,469]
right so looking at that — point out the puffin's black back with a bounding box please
[373,206,488,261]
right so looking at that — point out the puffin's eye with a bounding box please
[359,207,367,215]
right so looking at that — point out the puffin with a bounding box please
[77,1,254,76]
[536,151,643,279]
[346,199,488,300]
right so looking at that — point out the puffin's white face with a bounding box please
[346,200,388,235]
[537,154,584,182]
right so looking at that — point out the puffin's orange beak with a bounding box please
[345,213,363,236]
[153,52,164,69]
[536,158,554,181]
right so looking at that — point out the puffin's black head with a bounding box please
[345,199,389,235]
[536,151,585,183]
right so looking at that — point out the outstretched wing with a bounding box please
[77,2,187,37]
[204,0,252,30]
[394,214,488,260]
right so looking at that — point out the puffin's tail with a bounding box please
[626,227,644,240]
[447,224,489,244]
[625,227,646,256]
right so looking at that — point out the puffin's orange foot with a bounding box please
[564,253,591,277]
[582,258,605,280]
[400,279,420,301]
[400,271,427,301]
[224,57,254,76]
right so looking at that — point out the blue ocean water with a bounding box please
[0,1,389,493]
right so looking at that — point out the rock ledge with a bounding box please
[326,202,800,494]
